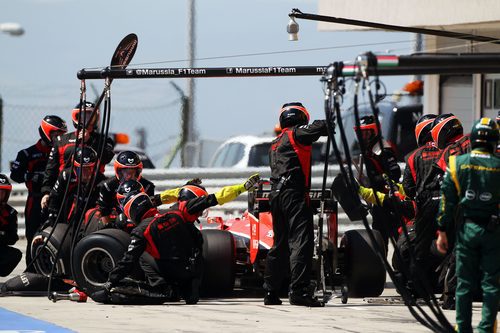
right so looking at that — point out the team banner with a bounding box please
[78,53,500,80]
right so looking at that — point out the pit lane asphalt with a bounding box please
[0,239,488,333]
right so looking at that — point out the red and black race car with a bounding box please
[199,180,387,302]
[28,180,386,303]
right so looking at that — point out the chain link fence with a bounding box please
[0,96,186,173]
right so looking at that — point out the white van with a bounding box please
[208,135,333,168]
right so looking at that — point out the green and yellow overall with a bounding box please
[437,149,499,333]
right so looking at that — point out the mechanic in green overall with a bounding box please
[436,117,499,333]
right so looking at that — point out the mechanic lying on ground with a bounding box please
[91,174,260,305]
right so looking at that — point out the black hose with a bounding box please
[323,62,452,332]
[46,88,89,299]
[362,62,452,331]
[69,80,112,275]
[28,85,89,281]
[353,56,453,332]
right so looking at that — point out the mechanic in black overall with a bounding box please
[41,101,114,210]
[263,102,327,307]
[354,115,401,251]
[393,114,442,297]
[100,175,259,305]
[10,115,67,271]
[427,113,470,309]
[0,174,22,277]
[46,146,105,226]
[95,150,155,226]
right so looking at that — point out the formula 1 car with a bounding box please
[29,178,386,301]
[200,180,387,302]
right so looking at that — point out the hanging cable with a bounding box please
[351,54,454,332]
[81,40,411,70]
[70,77,113,274]
[46,81,90,299]
[367,68,452,331]
[321,59,454,332]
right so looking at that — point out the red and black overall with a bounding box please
[419,135,471,248]
[96,177,155,216]
[10,139,51,268]
[0,204,21,277]
[436,135,470,172]
[41,131,114,195]
[263,120,327,295]
[402,141,442,283]
[108,196,216,300]
[47,167,106,225]
[362,141,401,250]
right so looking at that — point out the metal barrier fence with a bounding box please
[10,165,366,237]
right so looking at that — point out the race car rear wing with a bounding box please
[248,180,336,215]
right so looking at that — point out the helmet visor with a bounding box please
[354,122,379,145]
[0,189,10,204]
[75,110,98,129]
[117,168,140,181]
[76,166,94,183]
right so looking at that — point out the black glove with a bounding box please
[150,194,162,207]
[102,281,114,292]
[114,213,128,230]
[185,178,202,186]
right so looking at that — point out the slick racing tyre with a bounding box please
[30,224,71,278]
[72,229,131,294]
[200,229,236,296]
[341,229,386,297]
[81,208,102,237]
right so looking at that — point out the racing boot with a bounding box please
[264,291,282,305]
[289,290,325,307]
[181,278,200,305]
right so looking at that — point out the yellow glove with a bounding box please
[243,173,260,191]
[160,187,182,205]
[215,184,246,205]
[358,185,386,206]
[215,173,261,205]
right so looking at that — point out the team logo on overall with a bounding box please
[479,192,492,201]
[465,190,475,200]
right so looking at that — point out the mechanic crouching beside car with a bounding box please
[263,102,327,307]
[95,174,260,305]
[93,150,155,228]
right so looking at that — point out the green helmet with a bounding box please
[470,117,499,152]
